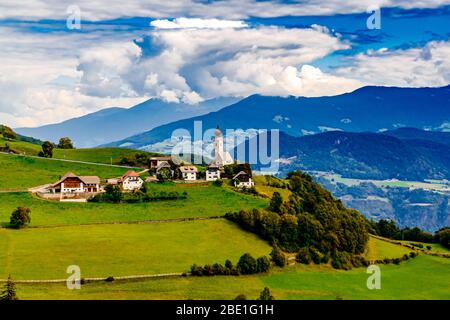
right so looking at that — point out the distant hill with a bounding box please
[383,127,450,146]
[0,125,43,145]
[104,85,450,149]
[15,97,238,148]
[238,129,450,181]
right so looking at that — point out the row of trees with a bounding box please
[368,219,450,249]
[190,253,271,277]
[38,137,75,158]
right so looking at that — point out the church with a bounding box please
[206,126,233,181]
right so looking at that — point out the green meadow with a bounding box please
[0,151,449,300]
[0,186,267,227]
[1,134,156,165]
[0,153,130,190]
[12,254,450,300]
[0,219,271,280]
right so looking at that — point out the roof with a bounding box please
[145,176,158,182]
[179,166,198,173]
[118,170,141,182]
[80,176,100,184]
[233,171,251,182]
[207,164,221,170]
[150,156,172,161]
[50,172,99,187]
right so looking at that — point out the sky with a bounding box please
[1,0,450,128]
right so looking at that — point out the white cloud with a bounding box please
[150,17,248,29]
[1,0,450,21]
[335,40,450,87]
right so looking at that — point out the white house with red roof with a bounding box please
[118,170,144,191]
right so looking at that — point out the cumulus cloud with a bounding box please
[90,21,361,102]
[335,40,450,87]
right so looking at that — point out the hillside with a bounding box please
[1,129,162,166]
[104,85,450,149]
[383,127,450,146]
[15,97,238,148]
[240,129,450,181]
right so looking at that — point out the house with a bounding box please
[232,171,254,188]
[48,172,100,194]
[118,170,144,191]
[156,161,174,178]
[206,164,221,181]
[149,156,172,169]
[106,178,118,185]
[179,166,198,181]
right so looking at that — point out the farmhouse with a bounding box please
[150,156,172,169]
[233,171,254,188]
[180,166,198,181]
[156,161,174,177]
[118,170,144,191]
[206,164,221,181]
[48,172,100,194]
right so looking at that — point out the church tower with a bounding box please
[214,125,225,166]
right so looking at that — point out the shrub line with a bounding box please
[0,273,189,284]
[0,215,224,229]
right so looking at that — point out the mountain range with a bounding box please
[103,85,450,149]
[15,97,238,148]
[238,128,450,181]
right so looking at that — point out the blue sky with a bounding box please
[0,1,449,127]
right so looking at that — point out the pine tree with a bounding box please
[0,275,18,300]
[258,287,274,300]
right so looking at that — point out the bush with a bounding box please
[234,294,247,300]
[258,287,274,301]
[409,252,417,258]
[256,256,271,273]
[332,251,353,270]
[9,206,31,228]
[270,247,286,267]
[237,253,258,274]
[105,276,114,282]
[296,248,312,265]
[213,179,223,187]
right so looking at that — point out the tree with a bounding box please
[39,141,54,158]
[269,192,283,214]
[9,206,31,228]
[0,275,18,300]
[237,253,257,274]
[270,247,286,267]
[157,167,172,182]
[1,126,16,140]
[104,184,123,203]
[57,137,74,149]
[258,287,274,300]
[256,256,271,273]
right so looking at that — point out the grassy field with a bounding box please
[12,254,450,300]
[1,135,158,165]
[364,237,412,260]
[398,240,450,254]
[0,219,271,280]
[253,176,291,200]
[0,186,267,227]
[0,153,130,190]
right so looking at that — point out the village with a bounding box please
[39,126,255,201]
